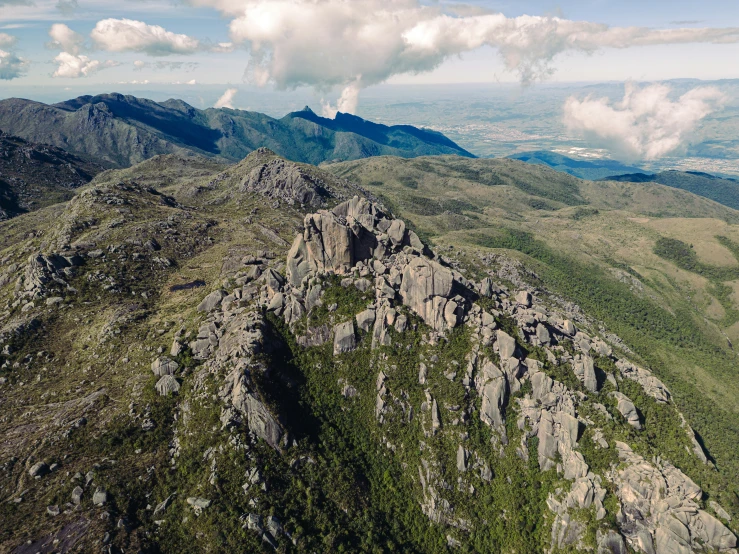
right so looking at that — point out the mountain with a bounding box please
[0,130,104,221]
[0,94,473,169]
[508,150,644,180]
[509,150,739,212]
[1,149,737,553]
[603,170,739,211]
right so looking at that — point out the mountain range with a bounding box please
[510,150,739,212]
[0,93,473,169]
[507,150,645,180]
[0,96,738,553]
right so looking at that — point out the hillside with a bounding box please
[604,170,739,211]
[0,150,737,553]
[508,150,644,180]
[0,94,473,169]
[0,131,104,221]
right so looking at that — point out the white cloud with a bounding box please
[186,0,739,112]
[563,83,726,161]
[214,87,237,108]
[48,23,83,55]
[0,48,26,79]
[91,18,200,56]
[48,22,118,78]
[211,41,234,53]
[0,32,17,47]
[52,51,118,78]
[321,79,361,117]
[132,60,199,71]
[0,32,26,80]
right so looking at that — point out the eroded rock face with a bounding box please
[241,158,329,206]
[399,258,457,332]
[333,321,357,355]
[611,391,641,430]
[156,374,180,396]
[151,356,178,377]
[609,442,736,554]
[21,252,83,298]
[286,196,468,333]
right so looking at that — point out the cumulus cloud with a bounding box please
[0,32,17,47]
[0,48,26,79]
[0,32,17,48]
[563,83,726,161]
[48,23,83,54]
[48,23,118,78]
[0,32,26,80]
[321,79,361,117]
[91,18,200,56]
[53,51,119,78]
[186,0,739,112]
[214,87,237,108]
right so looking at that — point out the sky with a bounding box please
[1,0,739,162]
[1,0,738,95]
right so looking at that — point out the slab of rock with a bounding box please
[71,486,83,505]
[186,497,211,516]
[399,257,455,332]
[611,392,641,430]
[155,375,180,396]
[536,323,551,345]
[562,320,576,336]
[516,290,532,307]
[198,290,224,313]
[333,321,357,355]
[233,382,282,449]
[456,445,467,473]
[597,530,627,554]
[151,356,178,377]
[574,355,598,393]
[29,461,49,478]
[92,488,107,506]
[477,360,508,440]
[496,330,517,360]
[356,309,376,332]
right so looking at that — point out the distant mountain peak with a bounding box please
[0,92,474,168]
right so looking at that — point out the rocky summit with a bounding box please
[0,149,737,553]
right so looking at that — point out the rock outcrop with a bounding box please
[241,158,332,207]
[610,442,736,554]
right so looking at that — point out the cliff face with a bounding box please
[0,151,736,553]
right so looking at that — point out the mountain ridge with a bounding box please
[0,93,473,169]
